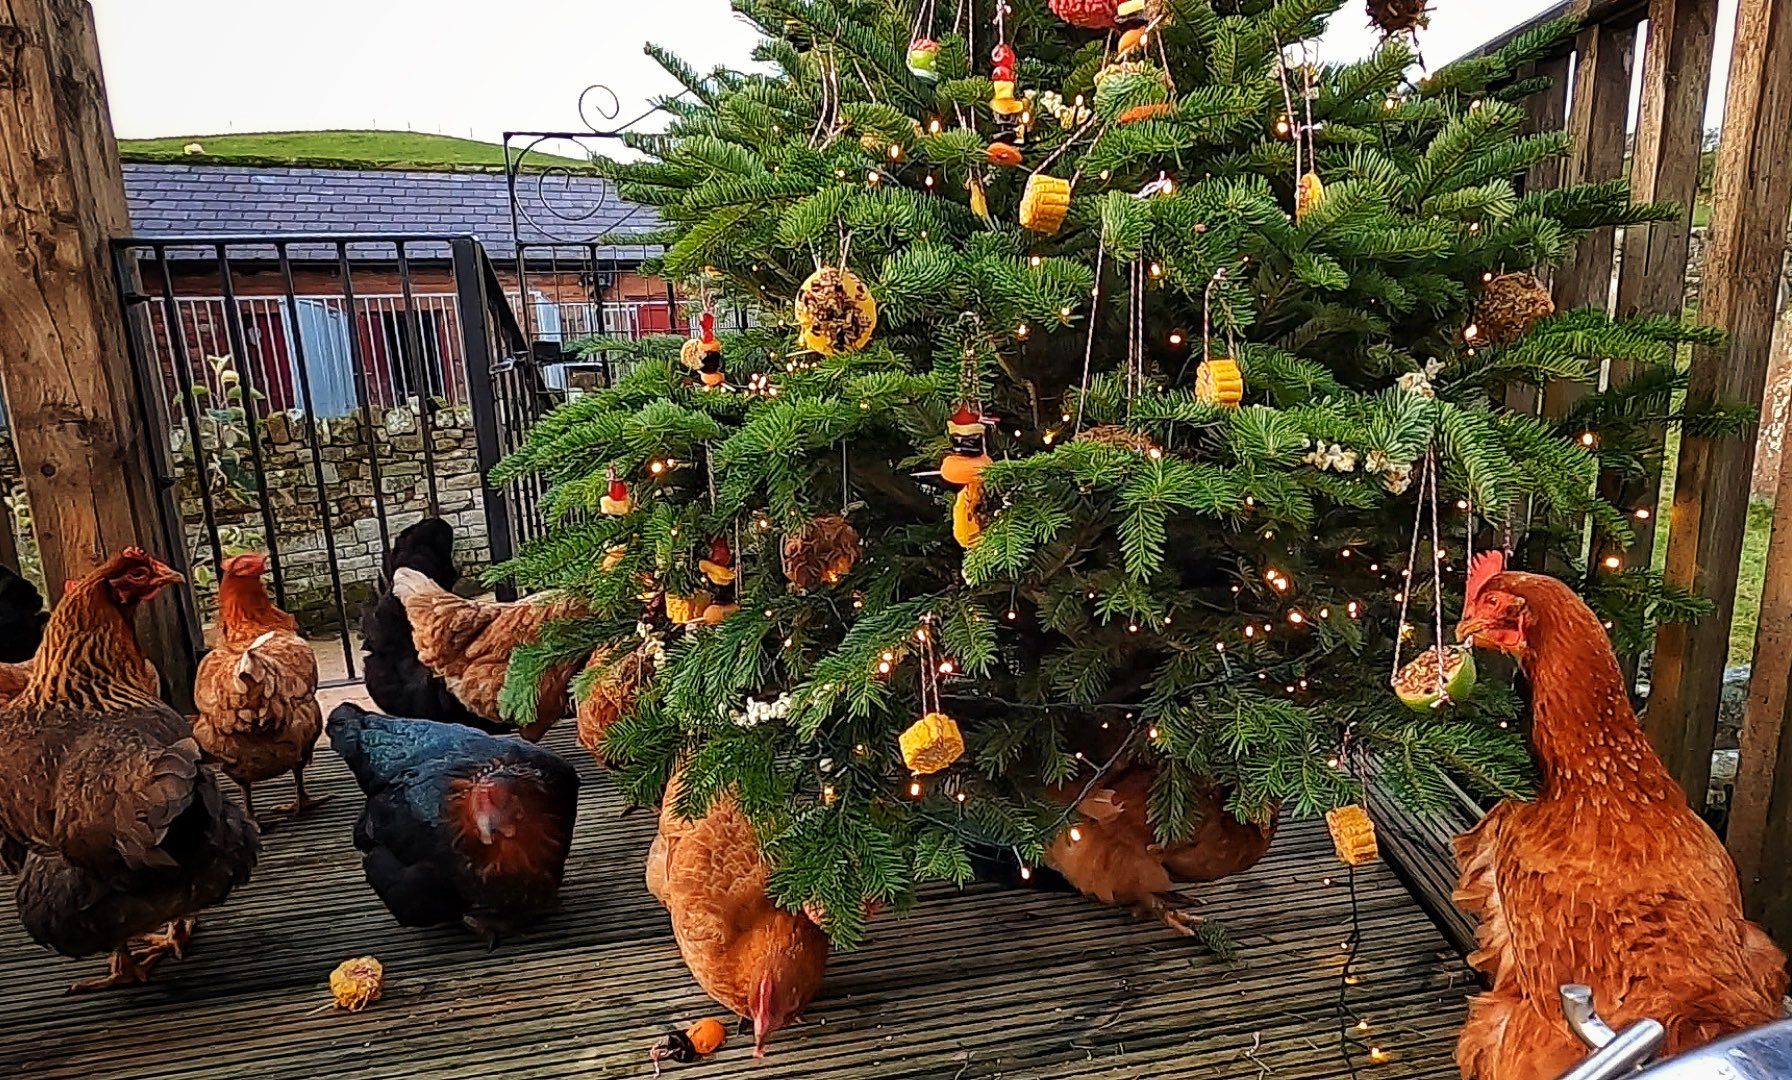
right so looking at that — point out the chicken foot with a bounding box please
[268,768,333,821]
[128,917,196,966]
[1141,898,1205,937]
[66,947,159,993]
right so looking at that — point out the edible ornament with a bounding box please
[679,336,705,371]
[952,480,985,548]
[940,402,993,486]
[989,44,1024,117]
[900,711,965,775]
[1325,804,1380,865]
[1049,0,1118,29]
[1392,645,1478,711]
[1194,357,1245,407]
[1470,271,1555,347]
[328,956,384,1013]
[986,139,1023,167]
[694,311,725,387]
[906,37,940,80]
[600,469,633,516]
[782,515,862,590]
[1367,0,1429,36]
[650,1017,729,1069]
[664,590,712,625]
[1295,171,1325,219]
[697,536,739,624]
[795,267,877,357]
[1019,173,1072,234]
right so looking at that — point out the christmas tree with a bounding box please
[494,0,1733,947]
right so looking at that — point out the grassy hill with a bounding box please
[118,130,590,172]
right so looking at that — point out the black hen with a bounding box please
[0,562,47,663]
[359,518,497,733]
[326,703,579,943]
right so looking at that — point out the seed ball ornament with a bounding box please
[1049,0,1118,29]
[906,37,940,80]
[940,402,994,485]
[1019,173,1072,234]
[795,266,877,357]
[1392,644,1478,711]
[1367,0,1429,36]
[1471,271,1555,347]
[1325,804,1380,865]
[328,956,384,1013]
[1195,357,1245,407]
[782,514,862,590]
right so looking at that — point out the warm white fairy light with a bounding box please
[1016,322,1030,338]
[1069,826,1084,842]
[908,781,922,797]
[1635,507,1652,520]
[1029,254,1043,267]
[1019,864,1033,880]
[1169,331,1184,345]
[1603,554,1623,570]
[1287,610,1305,625]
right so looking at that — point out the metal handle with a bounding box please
[1559,1021,1668,1080]
[1557,985,1666,1080]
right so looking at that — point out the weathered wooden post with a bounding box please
[0,0,197,703]
[1649,0,1792,806]
[1598,0,1719,574]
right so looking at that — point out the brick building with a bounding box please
[122,161,679,412]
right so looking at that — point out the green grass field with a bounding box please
[118,130,589,171]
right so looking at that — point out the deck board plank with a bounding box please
[0,721,1475,1078]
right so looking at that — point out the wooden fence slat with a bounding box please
[1649,0,1792,806]
[1537,22,1636,571]
[1594,0,1720,584]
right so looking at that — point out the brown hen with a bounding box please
[647,771,829,1056]
[389,568,587,739]
[1045,761,1275,934]
[0,549,258,991]
[193,553,326,823]
[1452,551,1788,1079]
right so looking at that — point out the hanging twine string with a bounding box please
[918,614,941,716]
[1389,450,1429,683]
[1271,40,1303,190]
[909,0,937,44]
[1074,235,1108,436]
[1388,447,1452,703]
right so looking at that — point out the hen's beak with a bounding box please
[1455,617,1486,645]
[153,566,186,588]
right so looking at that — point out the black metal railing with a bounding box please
[112,234,557,685]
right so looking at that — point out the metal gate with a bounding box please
[112,233,552,686]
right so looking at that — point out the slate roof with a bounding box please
[122,163,659,263]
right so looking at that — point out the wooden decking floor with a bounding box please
[1,712,1478,1079]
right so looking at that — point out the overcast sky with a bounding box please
[92,0,1732,144]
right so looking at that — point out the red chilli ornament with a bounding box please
[1049,0,1119,29]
